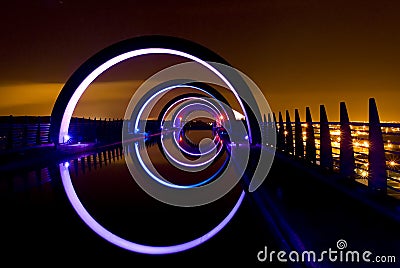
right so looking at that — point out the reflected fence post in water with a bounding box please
[275,98,398,197]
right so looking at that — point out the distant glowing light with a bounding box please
[363,141,369,148]
[330,130,341,136]
[361,171,368,177]
[284,130,288,136]
[389,160,397,166]
[64,162,70,168]
[244,135,248,140]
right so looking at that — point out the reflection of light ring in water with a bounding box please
[161,132,223,170]
[60,162,244,255]
[135,142,228,188]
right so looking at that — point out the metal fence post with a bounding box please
[320,105,333,170]
[294,109,304,158]
[267,113,276,148]
[368,98,387,193]
[285,110,294,155]
[339,102,355,178]
[278,112,285,151]
[305,107,316,164]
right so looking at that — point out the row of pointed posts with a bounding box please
[4,115,46,150]
[1,116,124,151]
[272,98,387,194]
[67,117,123,144]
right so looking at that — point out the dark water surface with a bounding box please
[0,143,282,267]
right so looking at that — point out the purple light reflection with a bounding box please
[59,162,244,255]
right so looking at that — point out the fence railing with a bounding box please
[270,98,400,198]
[0,116,123,153]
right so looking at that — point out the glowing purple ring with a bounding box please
[134,142,221,188]
[58,47,246,255]
[135,84,230,134]
[162,97,220,132]
[159,96,222,156]
[59,48,249,142]
[171,130,220,157]
[160,133,222,168]
[171,102,220,155]
[60,162,244,254]
[172,101,220,130]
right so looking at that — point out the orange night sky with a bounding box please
[0,0,399,122]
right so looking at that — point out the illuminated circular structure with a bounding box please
[51,35,253,255]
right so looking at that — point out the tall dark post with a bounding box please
[305,107,316,163]
[294,109,304,158]
[272,113,278,147]
[339,102,355,178]
[368,98,387,193]
[285,110,294,154]
[277,112,285,151]
[262,114,267,144]
[267,113,275,147]
[319,105,333,170]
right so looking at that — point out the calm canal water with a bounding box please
[0,138,280,266]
